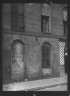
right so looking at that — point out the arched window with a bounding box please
[11,39,25,82]
[42,42,51,68]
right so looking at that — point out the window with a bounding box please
[11,3,24,31]
[42,42,51,68]
[11,39,25,82]
[41,15,49,33]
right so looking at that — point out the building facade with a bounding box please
[2,3,67,84]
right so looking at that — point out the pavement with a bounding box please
[3,75,67,91]
[35,82,67,91]
[37,85,67,91]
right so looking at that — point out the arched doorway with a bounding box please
[11,39,25,82]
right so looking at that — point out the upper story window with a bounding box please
[41,15,49,34]
[11,3,24,31]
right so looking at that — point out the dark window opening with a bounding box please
[11,3,24,31]
[42,42,51,68]
[41,15,49,33]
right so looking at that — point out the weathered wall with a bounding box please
[3,33,60,83]
[24,3,42,33]
[38,37,60,77]
[51,4,63,35]
[2,3,42,33]
[2,3,64,36]
[2,34,42,83]
[2,3,62,84]
[2,3,11,30]
[2,34,11,84]
[51,39,60,77]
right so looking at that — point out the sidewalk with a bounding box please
[37,85,67,91]
[3,75,67,91]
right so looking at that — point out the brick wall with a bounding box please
[51,4,63,35]
[2,34,11,84]
[2,3,63,84]
[2,3,11,30]
[2,3,42,33]
[2,3,64,36]
[24,3,42,33]
[38,37,60,77]
[2,33,60,83]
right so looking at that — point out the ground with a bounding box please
[3,75,67,91]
